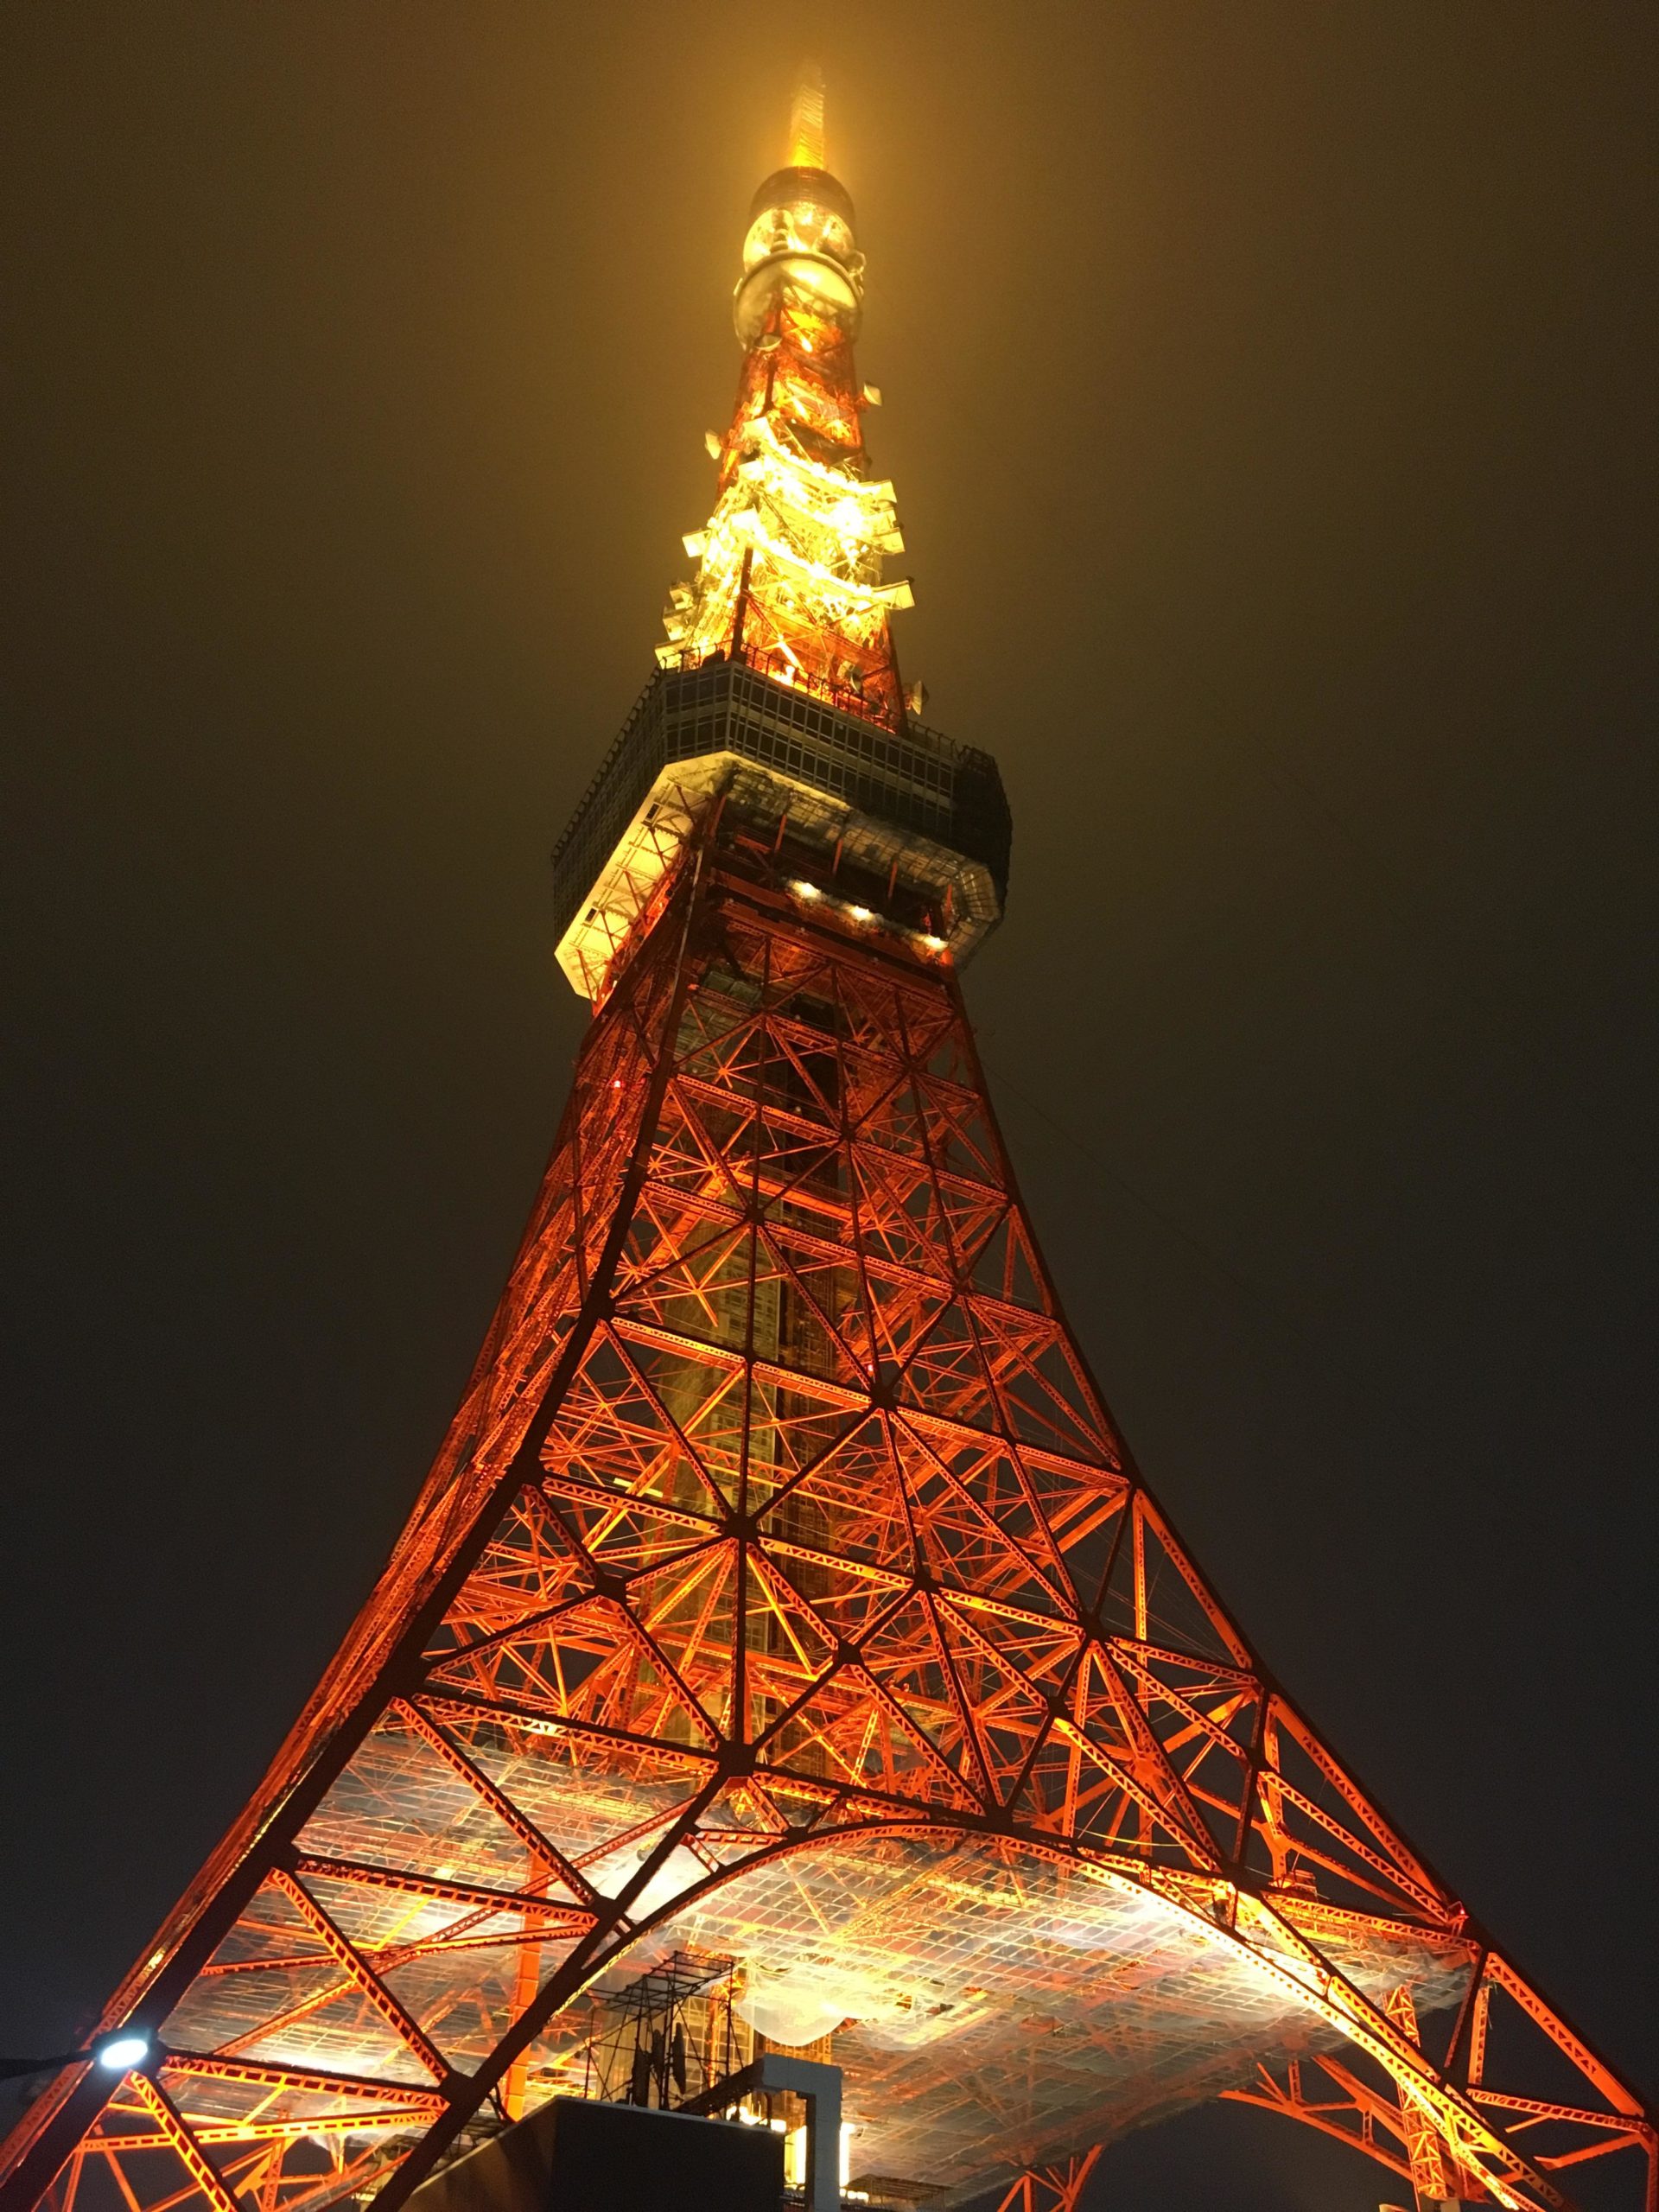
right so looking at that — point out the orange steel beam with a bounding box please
[995,2145,1103,2212]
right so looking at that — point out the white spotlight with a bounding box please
[93,2031,151,2073]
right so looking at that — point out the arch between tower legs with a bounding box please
[348,1808,1592,2212]
[548,1821,1655,2212]
[16,1802,1640,2212]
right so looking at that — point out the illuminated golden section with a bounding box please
[786,60,827,170]
[658,75,914,731]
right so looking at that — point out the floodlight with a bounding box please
[92,2031,151,2073]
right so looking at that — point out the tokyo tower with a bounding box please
[3,73,1652,2212]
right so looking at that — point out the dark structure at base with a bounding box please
[405,2099,784,2212]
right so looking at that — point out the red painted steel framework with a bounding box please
[3,81,1651,2212]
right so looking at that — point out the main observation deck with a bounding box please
[551,657,1012,999]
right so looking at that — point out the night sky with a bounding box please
[3,9,1655,2209]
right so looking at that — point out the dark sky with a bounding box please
[2,8,1655,2209]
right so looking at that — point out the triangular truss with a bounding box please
[3,842,1650,2212]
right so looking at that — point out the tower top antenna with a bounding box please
[786,59,827,170]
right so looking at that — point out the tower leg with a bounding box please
[1386,1987,1458,2209]
[995,2144,1102,2212]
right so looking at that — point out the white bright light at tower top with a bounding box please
[786,60,828,170]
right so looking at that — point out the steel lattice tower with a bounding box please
[3,82,1652,2212]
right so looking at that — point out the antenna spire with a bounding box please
[786,60,827,170]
